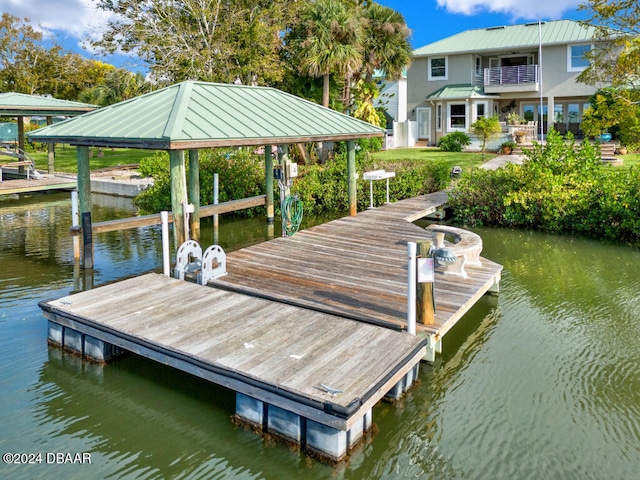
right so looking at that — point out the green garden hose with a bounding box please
[282,194,303,236]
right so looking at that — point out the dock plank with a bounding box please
[42,273,426,427]
[214,191,502,336]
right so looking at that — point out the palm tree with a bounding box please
[287,0,363,108]
[360,3,412,83]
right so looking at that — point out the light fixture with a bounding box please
[435,247,457,266]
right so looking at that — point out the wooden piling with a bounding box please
[416,240,436,325]
[188,149,200,242]
[170,150,187,247]
[265,146,274,224]
[347,140,356,216]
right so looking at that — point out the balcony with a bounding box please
[484,65,539,93]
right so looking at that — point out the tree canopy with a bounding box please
[578,0,640,89]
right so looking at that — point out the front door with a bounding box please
[417,108,431,141]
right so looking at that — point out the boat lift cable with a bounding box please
[282,194,303,236]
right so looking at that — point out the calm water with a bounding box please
[1,192,640,480]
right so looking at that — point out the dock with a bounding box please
[40,190,502,462]
[213,191,502,357]
[0,174,76,196]
[40,273,425,462]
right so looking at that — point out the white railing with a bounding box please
[484,65,538,86]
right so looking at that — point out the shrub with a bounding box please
[438,131,471,152]
[470,116,501,152]
[449,129,640,244]
[134,148,265,216]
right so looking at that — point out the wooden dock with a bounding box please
[213,191,502,358]
[40,190,502,461]
[40,273,425,462]
[0,174,76,196]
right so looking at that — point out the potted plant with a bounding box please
[500,140,516,154]
[616,145,628,155]
[506,112,524,125]
[514,129,527,144]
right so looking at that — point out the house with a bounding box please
[372,69,408,149]
[406,19,599,147]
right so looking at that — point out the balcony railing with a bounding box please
[484,65,539,86]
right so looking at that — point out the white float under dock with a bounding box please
[40,273,426,462]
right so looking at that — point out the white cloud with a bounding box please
[436,0,582,20]
[0,0,113,46]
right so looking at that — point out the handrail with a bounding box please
[484,65,538,86]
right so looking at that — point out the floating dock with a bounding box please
[40,190,502,462]
[40,273,425,462]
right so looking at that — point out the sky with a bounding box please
[0,0,587,71]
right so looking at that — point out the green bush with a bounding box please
[449,129,640,244]
[438,131,471,152]
[134,148,265,216]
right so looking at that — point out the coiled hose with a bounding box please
[282,194,303,236]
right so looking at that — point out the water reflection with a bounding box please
[3,193,640,479]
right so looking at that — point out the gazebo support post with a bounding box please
[347,140,357,216]
[77,146,93,268]
[170,150,188,248]
[188,149,200,242]
[17,116,25,175]
[265,145,274,225]
[47,116,55,174]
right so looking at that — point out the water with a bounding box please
[1,192,640,479]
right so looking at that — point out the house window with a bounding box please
[436,104,443,131]
[428,57,448,80]
[449,103,466,130]
[475,55,482,76]
[568,44,590,71]
[476,102,488,119]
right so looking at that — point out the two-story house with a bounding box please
[407,19,598,147]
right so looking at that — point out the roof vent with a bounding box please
[486,26,505,31]
[525,22,545,26]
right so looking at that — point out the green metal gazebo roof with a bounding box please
[413,19,596,57]
[28,81,384,149]
[0,92,97,117]
[426,85,498,100]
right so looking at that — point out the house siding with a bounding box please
[406,22,602,147]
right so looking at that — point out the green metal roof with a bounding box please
[413,20,595,57]
[27,81,384,149]
[426,85,497,100]
[0,92,96,116]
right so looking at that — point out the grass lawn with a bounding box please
[619,153,640,169]
[29,145,160,173]
[371,147,494,171]
[29,145,492,174]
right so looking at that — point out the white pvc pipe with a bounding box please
[213,173,219,242]
[407,241,417,335]
[161,211,170,277]
[71,190,80,259]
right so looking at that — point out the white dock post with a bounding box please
[407,242,417,335]
[213,172,219,244]
[71,191,80,260]
[161,211,170,276]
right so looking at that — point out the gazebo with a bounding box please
[28,81,384,260]
[0,92,97,173]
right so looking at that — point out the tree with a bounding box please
[470,116,502,152]
[578,1,640,90]
[93,0,298,85]
[0,13,51,94]
[79,68,149,106]
[581,87,640,149]
[359,3,412,83]
[286,0,363,108]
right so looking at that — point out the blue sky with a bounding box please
[0,0,586,71]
